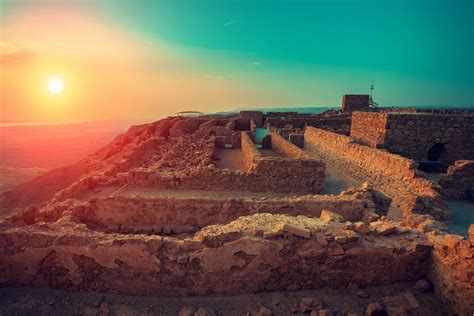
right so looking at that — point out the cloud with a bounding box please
[0,42,36,65]
[248,61,263,67]
[224,19,237,27]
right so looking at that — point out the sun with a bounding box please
[47,76,64,95]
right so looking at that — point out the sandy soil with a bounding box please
[0,282,451,315]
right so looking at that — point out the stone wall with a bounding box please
[0,213,432,297]
[350,112,474,163]
[439,160,474,199]
[304,127,449,220]
[266,115,351,135]
[239,111,263,127]
[427,233,474,315]
[169,118,203,138]
[241,132,262,170]
[74,193,368,231]
[271,132,311,159]
[342,95,369,113]
[350,112,388,147]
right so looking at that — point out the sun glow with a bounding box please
[47,76,64,94]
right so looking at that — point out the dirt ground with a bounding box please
[0,282,451,315]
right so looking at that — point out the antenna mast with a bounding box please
[369,81,378,108]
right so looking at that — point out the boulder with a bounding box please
[299,297,323,312]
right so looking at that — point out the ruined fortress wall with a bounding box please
[427,234,474,315]
[237,132,325,193]
[304,127,448,219]
[241,132,262,170]
[350,112,388,147]
[239,111,263,127]
[169,118,203,138]
[0,219,432,297]
[82,194,367,231]
[383,113,474,163]
[439,160,474,199]
[271,131,310,159]
[266,116,351,135]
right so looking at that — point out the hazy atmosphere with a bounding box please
[1,0,473,123]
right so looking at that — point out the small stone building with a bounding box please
[342,95,370,113]
[350,111,474,163]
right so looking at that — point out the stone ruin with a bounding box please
[0,107,473,315]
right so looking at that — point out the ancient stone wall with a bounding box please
[266,115,351,135]
[342,95,369,113]
[384,113,474,163]
[350,112,474,163]
[271,132,310,159]
[241,132,262,170]
[0,213,433,297]
[350,112,388,147]
[169,118,203,138]
[304,127,448,220]
[75,193,368,232]
[439,160,474,199]
[427,233,474,315]
[239,111,263,127]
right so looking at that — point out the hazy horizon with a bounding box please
[1,0,473,122]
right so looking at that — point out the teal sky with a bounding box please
[1,0,474,113]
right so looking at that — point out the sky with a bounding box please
[0,0,473,122]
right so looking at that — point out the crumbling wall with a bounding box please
[271,132,310,159]
[266,115,351,135]
[304,127,449,219]
[169,118,203,138]
[439,160,474,199]
[0,213,432,297]
[239,111,263,128]
[427,233,474,315]
[72,193,369,231]
[241,132,262,170]
[350,112,388,147]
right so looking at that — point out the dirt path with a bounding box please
[0,282,451,315]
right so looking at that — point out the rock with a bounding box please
[365,302,385,316]
[178,306,196,316]
[320,210,344,222]
[402,292,420,309]
[282,222,310,238]
[194,307,216,316]
[413,279,431,293]
[99,302,110,316]
[256,306,273,316]
[354,222,371,235]
[311,309,334,316]
[299,297,323,312]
